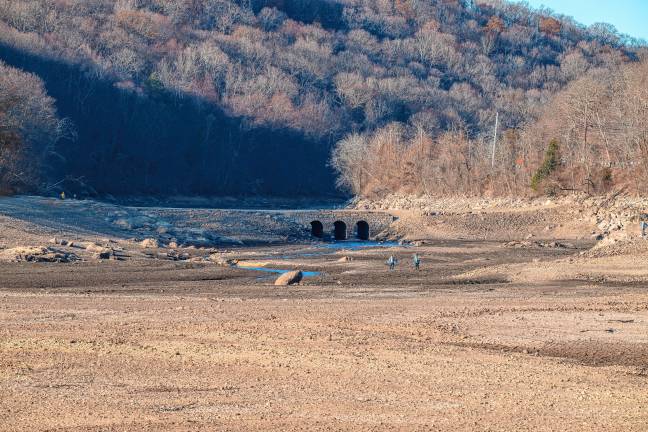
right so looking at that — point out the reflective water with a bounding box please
[234,241,402,278]
[236,266,321,277]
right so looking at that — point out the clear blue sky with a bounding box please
[525,0,648,41]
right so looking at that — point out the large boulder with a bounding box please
[274,270,303,286]
[139,238,159,248]
[85,243,108,253]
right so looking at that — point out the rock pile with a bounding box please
[50,238,121,260]
[503,241,575,249]
[0,246,79,263]
[111,213,243,248]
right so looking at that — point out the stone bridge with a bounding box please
[280,210,397,241]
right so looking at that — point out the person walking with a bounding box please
[387,255,397,271]
[413,253,421,271]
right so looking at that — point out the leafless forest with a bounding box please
[0,61,67,194]
[332,59,648,196]
[0,0,645,196]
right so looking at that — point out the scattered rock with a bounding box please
[503,241,533,248]
[171,228,243,248]
[153,250,191,261]
[139,238,159,248]
[0,246,79,263]
[99,251,112,260]
[274,270,303,286]
[590,230,631,252]
[178,252,190,261]
[85,243,107,253]
[210,254,238,266]
[49,238,69,246]
[113,216,154,230]
[503,240,574,249]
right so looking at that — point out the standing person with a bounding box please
[387,255,397,271]
[413,253,421,271]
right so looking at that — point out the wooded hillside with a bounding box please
[0,60,64,194]
[0,0,643,196]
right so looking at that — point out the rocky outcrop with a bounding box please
[0,246,78,263]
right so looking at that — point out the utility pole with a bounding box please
[491,111,499,169]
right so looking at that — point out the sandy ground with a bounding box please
[1,196,648,431]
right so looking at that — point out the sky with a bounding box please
[525,0,648,41]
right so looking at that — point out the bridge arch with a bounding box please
[356,221,370,240]
[333,221,347,240]
[310,221,324,238]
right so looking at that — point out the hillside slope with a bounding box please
[0,59,63,194]
[0,0,641,196]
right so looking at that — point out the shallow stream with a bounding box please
[233,240,404,278]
